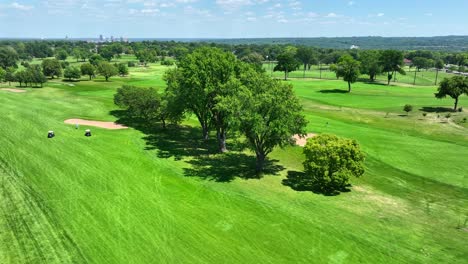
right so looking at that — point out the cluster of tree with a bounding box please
[14,65,47,87]
[114,47,307,173]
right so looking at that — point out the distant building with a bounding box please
[111,36,114,42]
[99,34,103,41]
[350,45,360,50]
[404,59,413,66]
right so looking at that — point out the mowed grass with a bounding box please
[0,60,467,263]
[264,63,458,86]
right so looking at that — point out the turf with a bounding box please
[0,59,467,263]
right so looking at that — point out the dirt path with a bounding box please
[292,133,317,147]
[64,119,128,130]
[0,88,26,93]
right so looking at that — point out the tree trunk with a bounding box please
[435,69,439,85]
[387,72,391,85]
[303,63,306,78]
[454,97,459,111]
[413,70,417,85]
[216,128,227,153]
[105,76,109,81]
[202,125,209,140]
[284,71,287,81]
[255,151,266,175]
[89,75,92,80]
[161,118,166,129]
[348,81,351,93]
[319,63,322,79]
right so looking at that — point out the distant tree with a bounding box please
[240,52,264,72]
[15,70,27,87]
[171,46,189,60]
[135,49,157,66]
[42,58,62,79]
[359,50,382,81]
[80,63,96,80]
[114,85,162,121]
[27,65,47,87]
[0,67,5,82]
[0,47,19,69]
[89,54,105,66]
[98,46,115,61]
[274,50,300,80]
[435,76,468,111]
[331,54,361,92]
[97,62,118,81]
[116,63,129,76]
[4,67,16,85]
[434,59,445,85]
[218,67,307,173]
[380,50,405,85]
[55,49,68,61]
[302,134,365,195]
[296,46,315,78]
[403,104,413,115]
[64,66,81,81]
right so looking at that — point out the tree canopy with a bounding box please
[302,134,365,195]
[331,54,361,92]
[435,76,468,110]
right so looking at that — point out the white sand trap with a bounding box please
[64,119,128,130]
[292,133,317,147]
[0,88,26,93]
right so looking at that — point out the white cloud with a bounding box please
[424,12,433,16]
[10,2,34,11]
[348,1,355,6]
[377,13,384,17]
[326,12,337,18]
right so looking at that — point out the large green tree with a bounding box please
[42,58,62,79]
[296,46,317,78]
[302,134,365,195]
[97,62,118,81]
[359,50,382,81]
[435,76,468,111]
[379,50,405,85]
[219,66,307,173]
[0,47,19,69]
[64,66,81,81]
[80,63,95,80]
[331,54,361,92]
[164,47,240,152]
[274,49,300,80]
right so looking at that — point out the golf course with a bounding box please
[1,56,467,263]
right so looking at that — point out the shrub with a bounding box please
[161,60,174,66]
[403,104,413,115]
[302,134,365,195]
[422,112,427,117]
[458,107,463,112]
[128,61,136,67]
[445,113,452,119]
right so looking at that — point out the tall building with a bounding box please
[99,34,103,42]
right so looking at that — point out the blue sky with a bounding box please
[0,0,467,38]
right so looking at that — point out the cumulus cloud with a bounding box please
[10,2,34,11]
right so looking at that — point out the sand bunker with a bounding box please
[0,88,26,93]
[64,119,128,130]
[292,133,317,147]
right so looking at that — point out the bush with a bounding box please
[422,112,427,117]
[462,117,467,123]
[403,104,413,115]
[445,113,452,119]
[458,107,463,112]
[128,61,136,67]
[302,134,365,195]
[161,60,174,66]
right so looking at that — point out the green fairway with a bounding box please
[1,60,467,263]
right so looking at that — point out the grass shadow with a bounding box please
[184,153,284,182]
[420,106,454,113]
[318,89,348,94]
[282,171,350,196]
[111,109,269,181]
